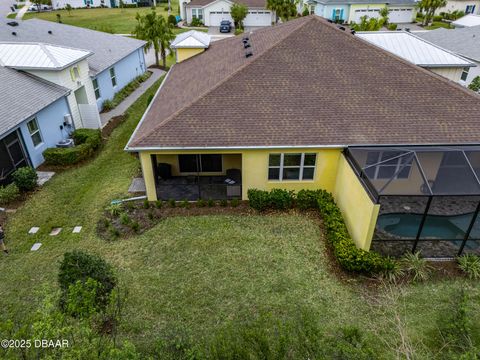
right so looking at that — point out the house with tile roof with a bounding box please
[126,15,480,258]
[180,0,274,27]
[0,18,147,178]
[301,0,416,24]
[418,26,480,86]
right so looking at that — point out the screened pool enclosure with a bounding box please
[345,146,480,258]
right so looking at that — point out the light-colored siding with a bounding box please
[431,67,465,83]
[436,0,480,14]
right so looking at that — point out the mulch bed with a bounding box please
[101,115,125,138]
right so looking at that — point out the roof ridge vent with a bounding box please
[244,41,251,49]
[245,50,253,58]
[337,26,345,31]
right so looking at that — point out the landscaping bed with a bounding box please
[101,71,152,112]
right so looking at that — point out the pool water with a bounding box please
[377,213,472,239]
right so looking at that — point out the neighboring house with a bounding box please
[180,0,274,27]
[451,13,480,26]
[52,0,144,10]
[171,30,211,63]
[356,31,475,84]
[418,26,480,86]
[301,0,416,24]
[0,18,147,112]
[126,16,480,259]
[0,66,71,177]
[436,0,480,16]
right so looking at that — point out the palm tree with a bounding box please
[133,10,175,69]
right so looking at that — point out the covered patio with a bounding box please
[150,153,242,201]
[346,146,480,258]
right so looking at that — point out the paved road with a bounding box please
[1,0,14,17]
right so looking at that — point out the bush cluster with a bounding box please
[0,183,20,205]
[12,167,38,192]
[101,72,151,112]
[190,17,203,27]
[43,129,102,166]
[247,188,393,274]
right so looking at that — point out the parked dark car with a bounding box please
[219,20,232,33]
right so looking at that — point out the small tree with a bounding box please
[65,3,72,15]
[231,2,248,29]
[469,76,480,92]
[133,10,175,69]
[351,15,385,31]
[417,0,447,25]
[266,0,297,23]
[379,7,389,25]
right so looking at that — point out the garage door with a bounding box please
[209,11,233,26]
[352,8,381,23]
[389,8,413,23]
[244,11,272,27]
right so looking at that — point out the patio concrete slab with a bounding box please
[28,227,39,234]
[31,243,42,251]
[128,177,146,193]
[72,226,82,233]
[36,171,55,186]
[49,228,62,236]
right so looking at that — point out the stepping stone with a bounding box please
[128,177,146,193]
[72,226,82,233]
[29,227,40,234]
[36,171,55,186]
[30,243,42,251]
[49,228,62,236]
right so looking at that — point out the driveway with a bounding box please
[1,0,14,16]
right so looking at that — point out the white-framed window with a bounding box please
[268,153,316,181]
[461,67,469,82]
[109,67,117,87]
[70,66,80,81]
[466,4,476,13]
[27,118,43,147]
[192,8,203,20]
[92,78,101,99]
[364,151,412,180]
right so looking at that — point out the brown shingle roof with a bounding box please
[186,0,266,8]
[127,16,480,150]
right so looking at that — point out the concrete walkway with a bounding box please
[15,1,30,19]
[100,67,165,127]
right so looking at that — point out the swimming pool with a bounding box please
[376,213,472,239]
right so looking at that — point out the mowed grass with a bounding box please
[22,2,191,34]
[0,79,480,358]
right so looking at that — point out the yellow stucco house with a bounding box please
[126,16,480,259]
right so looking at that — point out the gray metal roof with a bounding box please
[316,0,416,5]
[418,26,480,63]
[0,18,145,76]
[0,66,70,137]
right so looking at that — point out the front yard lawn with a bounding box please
[0,78,480,358]
[23,3,189,34]
[425,21,453,30]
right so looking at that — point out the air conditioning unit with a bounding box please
[64,114,73,126]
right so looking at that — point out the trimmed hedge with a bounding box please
[247,188,394,275]
[12,167,37,192]
[0,183,20,205]
[43,129,102,166]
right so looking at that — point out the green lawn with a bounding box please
[425,21,453,30]
[22,3,190,34]
[0,79,480,358]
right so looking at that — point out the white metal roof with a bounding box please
[356,31,474,68]
[171,30,211,49]
[0,42,92,70]
[452,14,480,28]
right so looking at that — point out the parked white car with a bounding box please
[28,4,52,11]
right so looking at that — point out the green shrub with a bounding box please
[379,260,404,283]
[143,199,150,209]
[302,5,310,16]
[190,17,203,26]
[58,250,116,310]
[433,15,443,21]
[106,203,123,217]
[400,252,432,282]
[296,189,324,210]
[65,278,100,318]
[207,198,215,207]
[219,199,228,207]
[43,129,101,166]
[468,76,480,92]
[317,190,394,274]
[110,227,120,238]
[197,199,207,207]
[269,188,295,210]
[168,14,177,26]
[387,23,397,30]
[180,199,190,208]
[230,198,240,207]
[168,199,176,208]
[234,28,244,35]
[130,221,140,232]
[155,200,163,208]
[120,212,130,225]
[102,99,114,111]
[12,167,37,192]
[247,189,271,211]
[0,183,20,205]
[457,254,480,279]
